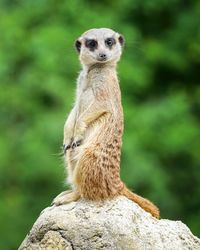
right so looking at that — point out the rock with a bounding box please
[19,196,200,250]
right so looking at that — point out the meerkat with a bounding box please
[53,28,160,218]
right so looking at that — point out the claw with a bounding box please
[76,140,81,146]
[63,144,71,154]
[71,142,76,149]
[72,140,82,149]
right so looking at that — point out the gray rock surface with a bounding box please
[19,196,200,250]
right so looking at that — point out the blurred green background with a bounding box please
[0,0,200,249]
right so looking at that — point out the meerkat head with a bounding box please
[75,28,125,66]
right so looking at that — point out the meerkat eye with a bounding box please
[105,38,115,47]
[85,39,98,50]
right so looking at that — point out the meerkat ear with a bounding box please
[118,35,125,47]
[75,39,81,53]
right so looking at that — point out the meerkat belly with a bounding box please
[78,128,123,200]
[75,106,120,162]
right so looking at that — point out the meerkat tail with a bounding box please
[120,185,160,219]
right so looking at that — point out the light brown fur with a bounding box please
[53,28,159,219]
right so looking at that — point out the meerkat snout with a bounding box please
[98,53,107,61]
[75,28,125,66]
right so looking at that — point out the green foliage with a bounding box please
[0,0,200,248]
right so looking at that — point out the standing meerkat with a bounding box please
[53,28,159,218]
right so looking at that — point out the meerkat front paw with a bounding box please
[63,138,82,153]
[71,139,82,149]
[63,143,71,154]
[63,136,73,153]
[71,135,83,149]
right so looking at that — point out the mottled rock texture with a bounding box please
[19,196,200,250]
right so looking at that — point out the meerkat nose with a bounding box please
[99,53,107,60]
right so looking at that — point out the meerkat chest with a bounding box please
[76,70,106,110]
[75,80,93,113]
[78,88,94,113]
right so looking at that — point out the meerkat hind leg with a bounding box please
[52,190,80,206]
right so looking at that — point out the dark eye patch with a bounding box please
[85,39,98,51]
[105,37,116,48]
